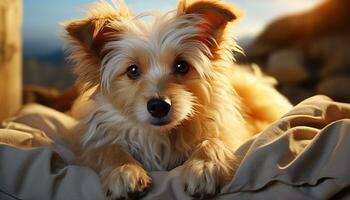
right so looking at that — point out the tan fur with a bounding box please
[64,0,292,199]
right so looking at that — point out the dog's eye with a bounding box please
[126,65,141,80]
[174,61,190,74]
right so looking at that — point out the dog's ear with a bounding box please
[178,0,242,49]
[65,17,113,56]
[63,1,132,91]
[64,17,114,55]
[64,1,132,56]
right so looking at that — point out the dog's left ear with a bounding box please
[178,0,242,48]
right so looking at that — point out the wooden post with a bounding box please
[0,0,22,121]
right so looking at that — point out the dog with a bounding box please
[64,0,292,199]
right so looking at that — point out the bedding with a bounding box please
[1,95,350,200]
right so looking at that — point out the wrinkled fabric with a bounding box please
[1,96,350,200]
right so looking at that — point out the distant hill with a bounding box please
[237,36,253,49]
[24,49,67,65]
[37,49,67,64]
[23,58,76,90]
[22,47,75,90]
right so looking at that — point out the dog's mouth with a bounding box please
[149,118,171,126]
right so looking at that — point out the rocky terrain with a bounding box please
[239,0,350,104]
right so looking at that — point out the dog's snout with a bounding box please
[147,98,171,118]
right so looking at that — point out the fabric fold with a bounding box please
[1,96,350,200]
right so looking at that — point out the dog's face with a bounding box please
[65,0,240,130]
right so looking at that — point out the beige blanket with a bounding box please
[1,95,350,200]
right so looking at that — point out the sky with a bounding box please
[23,0,323,57]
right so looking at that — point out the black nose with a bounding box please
[147,98,171,118]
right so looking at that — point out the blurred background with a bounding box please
[1,0,350,120]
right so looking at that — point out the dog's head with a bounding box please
[64,0,241,130]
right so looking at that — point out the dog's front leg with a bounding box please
[182,139,238,198]
[82,145,151,200]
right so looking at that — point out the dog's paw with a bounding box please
[182,159,233,199]
[103,164,151,200]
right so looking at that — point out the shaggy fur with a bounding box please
[64,0,292,199]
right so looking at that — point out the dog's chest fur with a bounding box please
[82,95,188,171]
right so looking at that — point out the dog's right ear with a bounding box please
[64,17,113,55]
[64,1,132,56]
[63,1,132,90]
